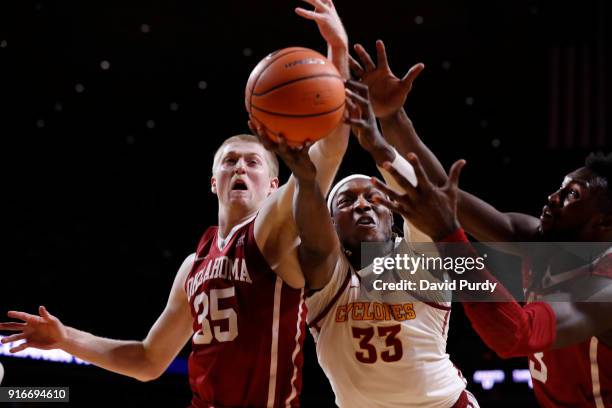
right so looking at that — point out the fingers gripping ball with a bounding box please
[245,47,345,145]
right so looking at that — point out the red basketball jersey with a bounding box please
[184,216,306,408]
[523,251,612,408]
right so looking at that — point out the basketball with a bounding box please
[245,47,345,146]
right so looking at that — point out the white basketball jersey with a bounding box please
[306,238,467,408]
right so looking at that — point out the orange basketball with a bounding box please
[245,47,345,146]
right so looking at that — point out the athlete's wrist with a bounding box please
[377,106,406,122]
[437,227,469,243]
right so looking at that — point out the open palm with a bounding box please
[0,306,67,353]
[350,40,424,119]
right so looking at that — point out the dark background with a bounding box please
[0,0,609,406]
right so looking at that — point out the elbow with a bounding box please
[135,367,164,382]
[134,355,166,382]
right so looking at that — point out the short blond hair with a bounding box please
[212,134,279,177]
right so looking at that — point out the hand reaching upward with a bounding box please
[350,40,424,119]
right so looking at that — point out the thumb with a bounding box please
[39,305,51,319]
[401,63,425,90]
[447,159,466,191]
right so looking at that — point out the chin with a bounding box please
[356,229,385,243]
[227,197,253,209]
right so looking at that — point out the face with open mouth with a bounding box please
[332,178,394,251]
[211,140,278,212]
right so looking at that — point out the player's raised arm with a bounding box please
[0,254,195,382]
[270,136,340,289]
[295,0,350,191]
[351,41,540,250]
[251,0,350,287]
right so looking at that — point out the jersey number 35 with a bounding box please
[193,287,238,344]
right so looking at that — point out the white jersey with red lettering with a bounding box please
[306,238,470,408]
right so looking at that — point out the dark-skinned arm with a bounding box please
[294,172,341,290]
[351,41,540,250]
[372,153,612,358]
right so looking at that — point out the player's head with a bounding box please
[328,175,394,252]
[540,152,612,241]
[211,134,279,212]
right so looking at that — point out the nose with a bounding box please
[234,158,246,174]
[547,189,561,207]
[354,195,372,213]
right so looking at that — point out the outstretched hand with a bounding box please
[350,40,424,119]
[0,306,68,353]
[295,0,347,49]
[248,120,316,182]
[371,154,466,241]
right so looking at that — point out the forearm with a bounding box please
[62,327,156,381]
[310,43,350,170]
[309,126,349,195]
[437,228,556,358]
[328,43,349,80]
[379,108,447,186]
[293,178,338,257]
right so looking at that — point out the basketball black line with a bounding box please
[250,113,279,136]
[251,101,345,118]
[252,74,343,97]
[248,48,308,115]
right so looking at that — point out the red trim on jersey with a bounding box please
[425,301,452,311]
[307,267,351,331]
[450,390,469,408]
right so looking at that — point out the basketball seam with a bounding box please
[251,102,345,118]
[252,74,343,97]
[248,49,307,115]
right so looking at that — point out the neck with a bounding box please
[218,205,257,238]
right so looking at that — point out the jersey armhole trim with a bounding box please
[405,288,452,311]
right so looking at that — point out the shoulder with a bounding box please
[176,253,196,289]
[195,226,218,254]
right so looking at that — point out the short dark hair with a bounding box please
[585,152,612,208]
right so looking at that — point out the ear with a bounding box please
[270,177,279,191]
[211,176,217,194]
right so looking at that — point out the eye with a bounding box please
[248,159,260,166]
[223,157,237,165]
[337,197,352,206]
[568,189,579,199]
